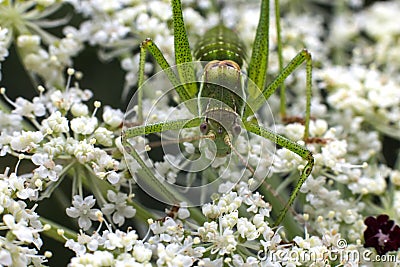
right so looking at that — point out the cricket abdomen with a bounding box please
[194,25,246,68]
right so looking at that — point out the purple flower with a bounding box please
[363,214,400,255]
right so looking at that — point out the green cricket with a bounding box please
[122,0,314,226]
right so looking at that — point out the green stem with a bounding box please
[275,0,286,118]
[129,199,156,223]
[39,217,77,243]
[259,174,302,238]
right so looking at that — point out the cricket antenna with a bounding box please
[224,134,256,174]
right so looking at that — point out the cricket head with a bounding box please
[199,110,241,157]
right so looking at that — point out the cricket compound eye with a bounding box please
[200,122,209,134]
[232,124,241,136]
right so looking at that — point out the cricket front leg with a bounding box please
[246,49,313,141]
[122,118,202,205]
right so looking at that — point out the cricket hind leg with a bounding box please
[244,121,314,227]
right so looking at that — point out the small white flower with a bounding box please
[213,228,237,255]
[10,131,44,152]
[147,1,172,21]
[0,249,12,266]
[92,150,118,174]
[41,111,69,133]
[106,171,121,184]
[32,153,62,181]
[0,110,23,134]
[72,139,95,163]
[157,243,193,267]
[69,250,114,266]
[92,20,130,44]
[49,36,82,65]
[70,116,98,135]
[198,257,223,266]
[8,172,36,200]
[3,214,33,243]
[49,88,93,112]
[284,123,305,141]
[321,140,347,170]
[71,103,89,117]
[101,190,136,226]
[237,218,259,240]
[94,127,114,147]
[202,203,220,219]
[13,97,46,118]
[220,210,238,229]
[198,221,218,242]
[232,254,259,267]
[0,27,9,61]
[391,170,400,186]
[132,242,152,263]
[113,230,139,251]
[17,35,41,49]
[243,191,271,215]
[65,239,87,256]
[310,119,328,137]
[177,205,190,220]
[253,214,270,231]
[301,176,326,194]
[273,147,303,172]
[66,195,100,230]
[43,136,65,156]
[103,106,124,128]
[103,231,125,250]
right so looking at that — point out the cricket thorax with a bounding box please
[200,60,245,115]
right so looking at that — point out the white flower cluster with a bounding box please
[19,34,82,87]
[62,0,220,97]
[0,27,9,62]
[66,228,152,266]
[0,1,84,87]
[0,69,144,264]
[312,1,400,141]
[318,65,400,139]
[66,185,281,266]
[1,81,124,188]
[0,167,50,266]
